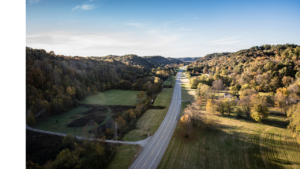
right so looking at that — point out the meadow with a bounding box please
[34,106,93,136]
[80,89,145,105]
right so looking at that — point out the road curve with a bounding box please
[129,68,183,169]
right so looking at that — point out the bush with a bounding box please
[62,133,76,150]
[26,115,36,126]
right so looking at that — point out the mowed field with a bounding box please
[80,89,145,105]
[123,76,176,141]
[158,73,300,169]
[34,106,93,136]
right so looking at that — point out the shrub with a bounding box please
[62,133,76,150]
[26,115,36,126]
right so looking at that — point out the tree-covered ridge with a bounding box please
[189,44,300,93]
[98,54,183,70]
[26,47,155,116]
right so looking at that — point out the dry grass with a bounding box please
[158,81,300,169]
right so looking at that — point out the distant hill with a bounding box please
[143,56,182,65]
[99,55,183,70]
[176,57,201,62]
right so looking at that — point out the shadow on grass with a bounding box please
[162,122,297,169]
[216,113,289,129]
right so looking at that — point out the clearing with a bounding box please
[34,105,134,136]
[80,89,145,106]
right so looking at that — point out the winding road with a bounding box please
[129,68,183,169]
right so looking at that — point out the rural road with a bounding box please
[129,68,183,169]
[26,125,152,147]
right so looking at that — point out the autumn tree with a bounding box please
[250,94,268,122]
[206,99,215,114]
[238,96,252,117]
[115,116,127,132]
[26,114,36,126]
[62,133,76,150]
[275,87,289,115]
[178,114,191,138]
[184,102,200,126]
[287,103,300,143]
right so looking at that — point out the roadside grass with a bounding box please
[106,144,142,169]
[80,89,145,106]
[158,109,300,169]
[163,76,175,86]
[158,79,300,169]
[181,73,196,101]
[123,87,174,141]
[34,106,93,136]
[180,102,190,116]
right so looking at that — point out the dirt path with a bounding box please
[26,125,152,147]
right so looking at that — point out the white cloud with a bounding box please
[72,4,95,11]
[26,30,183,57]
[26,0,40,6]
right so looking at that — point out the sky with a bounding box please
[26,0,300,58]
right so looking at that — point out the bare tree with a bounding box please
[212,79,225,98]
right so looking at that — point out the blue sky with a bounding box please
[26,0,300,58]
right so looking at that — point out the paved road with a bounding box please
[26,125,152,147]
[130,68,183,169]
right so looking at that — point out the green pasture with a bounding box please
[34,106,113,136]
[80,89,145,106]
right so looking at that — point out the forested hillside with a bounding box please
[189,44,300,92]
[26,47,165,117]
[98,55,182,70]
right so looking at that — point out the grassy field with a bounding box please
[34,106,94,136]
[158,82,300,169]
[80,89,145,105]
[106,144,142,169]
[123,78,176,141]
